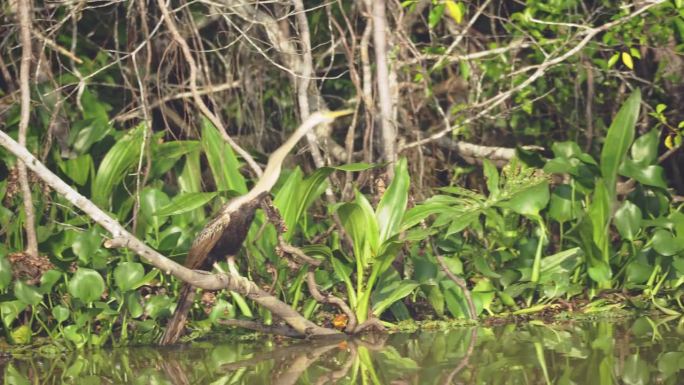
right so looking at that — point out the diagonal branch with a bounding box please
[0,113,346,338]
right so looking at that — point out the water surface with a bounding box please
[3,317,683,384]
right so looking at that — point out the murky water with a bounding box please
[2,317,683,384]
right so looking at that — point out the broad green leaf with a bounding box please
[154,192,218,217]
[607,53,620,68]
[72,228,101,265]
[589,180,611,261]
[372,279,419,317]
[114,262,145,292]
[1,300,27,328]
[401,202,452,231]
[68,268,105,303]
[548,184,580,223]
[631,130,659,165]
[200,118,247,194]
[10,324,32,344]
[376,158,410,243]
[72,89,112,154]
[92,124,144,208]
[473,254,501,278]
[614,200,642,241]
[540,247,582,276]
[620,160,668,189]
[500,180,549,217]
[52,305,70,323]
[14,281,43,306]
[59,154,94,186]
[39,270,61,293]
[150,140,200,179]
[587,259,612,283]
[139,188,171,233]
[330,257,356,307]
[652,230,684,256]
[600,89,640,194]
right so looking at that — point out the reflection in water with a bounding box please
[2,317,683,384]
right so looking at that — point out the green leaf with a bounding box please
[372,279,419,317]
[52,305,70,323]
[428,3,446,28]
[500,181,549,217]
[652,230,684,256]
[59,154,94,186]
[14,281,43,306]
[548,184,580,223]
[68,268,105,303]
[631,130,659,165]
[150,140,199,179]
[10,324,32,344]
[92,124,144,208]
[607,53,620,68]
[200,118,247,194]
[114,262,145,292]
[376,159,410,244]
[1,301,27,328]
[138,188,171,233]
[72,228,101,265]
[600,89,640,194]
[154,192,218,217]
[614,200,642,241]
[619,160,668,189]
[483,159,500,196]
[4,364,30,385]
[587,259,612,283]
[0,255,11,290]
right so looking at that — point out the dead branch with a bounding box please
[17,0,38,257]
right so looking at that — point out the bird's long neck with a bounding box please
[247,112,333,199]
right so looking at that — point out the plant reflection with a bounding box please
[2,317,683,384]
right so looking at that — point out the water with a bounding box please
[2,317,683,384]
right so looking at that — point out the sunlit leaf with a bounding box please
[621,52,634,69]
[114,262,145,292]
[376,158,410,243]
[600,89,640,194]
[68,268,105,303]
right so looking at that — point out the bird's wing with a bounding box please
[185,213,230,269]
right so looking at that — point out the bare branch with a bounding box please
[17,0,38,257]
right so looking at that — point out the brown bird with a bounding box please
[159,111,350,345]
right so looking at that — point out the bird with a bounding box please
[159,110,350,345]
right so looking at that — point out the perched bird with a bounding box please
[159,111,349,345]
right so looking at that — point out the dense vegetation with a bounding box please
[0,0,683,348]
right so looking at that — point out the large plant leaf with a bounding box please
[150,140,199,179]
[200,118,247,194]
[600,89,640,193]
[376,158,410,244]
[92,124,144,208]
[154,192,218,217]
[500,181,549,217]
[614,200,642,241]
[68,268,105,303]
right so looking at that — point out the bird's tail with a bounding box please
[159,283,195,345]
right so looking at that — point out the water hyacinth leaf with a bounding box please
[14,281,43,306]
[600,89,640,193]
[126,292,144,318]
[587,259,612,283]
[114,262,145,292]
[72,228,101,265]
[52,305,70,323]
[1,301,27,328]
[39,270,62,293]
[200,118,247,194]
[652,230,684,256]
[154,192,218,217]
[376,158,409,244]
[10,325,32,345]
[92,124,144,208]
[68,268,105,303]
[614,200,642,241]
